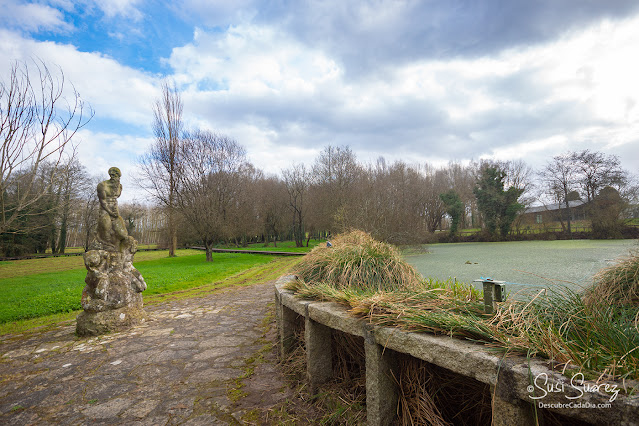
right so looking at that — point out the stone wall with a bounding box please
[275,275,639,426]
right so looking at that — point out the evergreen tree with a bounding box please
[440,190,464,236]
[473,167,524,239]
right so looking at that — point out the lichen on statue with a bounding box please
[81,236,147,313]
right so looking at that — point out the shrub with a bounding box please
[291,230,421,292]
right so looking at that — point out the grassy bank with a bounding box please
[0,249,298,333]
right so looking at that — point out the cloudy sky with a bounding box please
[2,0,639,202]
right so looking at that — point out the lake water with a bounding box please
[404,239,638,296]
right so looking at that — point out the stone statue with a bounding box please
[95,167,129,251]
[76,168,147,336]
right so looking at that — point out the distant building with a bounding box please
[625,204,639,219]
[519,200,588,225]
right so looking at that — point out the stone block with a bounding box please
[365,328,399,426]
[305,317,332,394]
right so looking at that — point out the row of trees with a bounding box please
[136,85,636,260]
[2,63,637,257]
[144,138,636,261]
[0,153,164,256]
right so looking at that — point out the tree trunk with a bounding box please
[564,197,572,238]
[59,215,68,253]
[168,207,177,257]
[295,209,304,247]
[59,191,71,254]
[169,186,176,257]
[205,242,213,262]
[49,226,58,254]
[84,226,91,251]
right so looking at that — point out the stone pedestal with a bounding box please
[76,304,147,336]
[76,236,147,336]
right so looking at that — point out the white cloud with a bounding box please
[0,0,73,33]
[3,4,639,187]
[75,129,155,202]
[170,25,340,95]
[0,29,159,128]
[159,16,639,175]
[0,29,163,199]
[90,0,143,21]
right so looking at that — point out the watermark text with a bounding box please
[527,372,619,404]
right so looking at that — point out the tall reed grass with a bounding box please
[585,250,639,306]
[488,286,639,379]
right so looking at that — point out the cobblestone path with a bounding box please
[0,281,298,425]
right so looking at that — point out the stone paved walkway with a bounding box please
[0,281,303,425]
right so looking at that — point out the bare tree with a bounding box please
[119,202,147,241]
[352,160,439,244]
[256,176,288,246]
[571,150,628,202]
[226,163,263,246]
[0,59,93,235]
[174,130,248,261]
[55,158,91,253]
[283,164,309,247]
[422,165,450,234]
[443,161,477,228]
[539,153,578,236]
[75,176,101,251]
[138,81,183,256]
[310,145,360,234]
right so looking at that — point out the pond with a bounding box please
[404,239,638,296]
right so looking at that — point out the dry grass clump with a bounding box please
[291,230,421,292]
[482,251,639,380]
[325,331,367,424]
[584,250,639,306]
[288,275,494,342]
[348,283,492,341]
[276,317,367,425]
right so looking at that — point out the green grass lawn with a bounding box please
[0,249,204,279]
[137,252,274,295]
[0,249,285,329]
[43,244,159,254]
[216,239,325,253]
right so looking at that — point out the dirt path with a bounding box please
[0,281,308,425]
